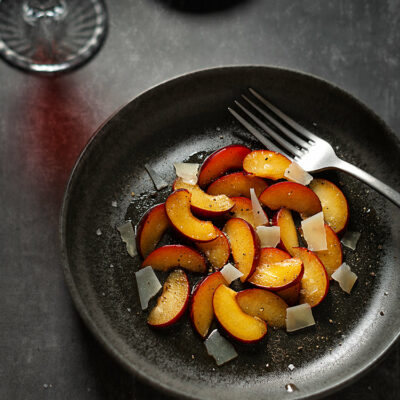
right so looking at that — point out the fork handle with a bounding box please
[336,160,400,208]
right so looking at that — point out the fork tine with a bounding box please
[228,107,293,160]
[234,101,303,157]
[242,95,310,149]
[249,88,319,142]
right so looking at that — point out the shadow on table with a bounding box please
[156,0,250,14]
[16,76,96,207]
[77,318,177,400]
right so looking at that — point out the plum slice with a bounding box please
[148,269,189,328]
[195,228,230,270]
[198,145,251,187]
[228,196,268,227]
[136,203,170,258]
[173,178,234,218]
[142,245,207,273]
[276,282,300,306]
[237,288,288,328]
[165,189,218,242]
[223,218,260,282]
[259,181,322,217]
[272,208,299,256]
[312,224,343,278]
[213,285,267,343]
[292,247,329,307]
[249,257,304,291]
[243,150,291,180]
[190,271,227,338]
[207,172,267,198]
[308,178,349,235]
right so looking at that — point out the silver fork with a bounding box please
[229,88,400,208]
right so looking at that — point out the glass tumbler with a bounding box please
[0,0,107,73]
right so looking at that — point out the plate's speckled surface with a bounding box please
[60,66,400,400]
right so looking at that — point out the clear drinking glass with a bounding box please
[0,0,107,73]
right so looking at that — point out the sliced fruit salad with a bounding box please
[126,144,358,366]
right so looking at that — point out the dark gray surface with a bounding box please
[0,1,399,399]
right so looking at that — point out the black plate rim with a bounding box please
[59,65,400,400]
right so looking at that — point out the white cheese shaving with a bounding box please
[341,231,361,250]
[117,221,138,257]
[256,226,280,248]
[135,266,162,310]
[285,384,299,393]
[145,163,168,190]
[331,263,358,294]
[220,263,243,284]
[284,161,313,185]
[173,162,200,185]
[301,211,327,251]
[204,329,238,366]
[250,188,268,226]
[286,303,316,332]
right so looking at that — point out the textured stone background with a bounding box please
[0,1,399,399]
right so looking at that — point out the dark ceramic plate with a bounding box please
[60,66,400,400]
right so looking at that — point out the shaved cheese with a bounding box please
[284,161,313,185]
[220,263,243,284]
[341,231,361,250]
[174,162,200,185]
[145,164,168,190]
[135,266,162,310]
[117,221,137,257]
[250,188,268,226]
[285,384,299,393]
[331,263,358,294]
[256,226,280,248]
[204,329,238,366]
[286,303,315,332]
[301,211,327,251]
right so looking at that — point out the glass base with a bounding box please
[0,0,107,73]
